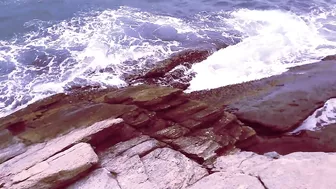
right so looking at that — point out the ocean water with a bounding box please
[1,0,336,129]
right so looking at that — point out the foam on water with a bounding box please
[1,5,336,119]
[187,8,336,91]
[291,98,336,133]
[0,6,232,117]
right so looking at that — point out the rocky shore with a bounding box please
[1,50,336,189]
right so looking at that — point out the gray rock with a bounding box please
[171,136,221,161]
[111,155,157,189]
[0,118,122,179]
[257,152,336,189]
[67,168,121,189]
[0,130,26,164]
[141,148,208,189]
[8,143,98,189]
[101,143,208,189]
[100,136,164,167]
[263,151,281,159]
[197,151,336,189]
[187,172,265,189]
[99,136,165,189]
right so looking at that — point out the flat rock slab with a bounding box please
[187,151,336,189]
[141,148,209,189]
[190,60,336,133]
[67,169,121,189]
[187,172,265,189]
[6,143,98,189]
[0,130,26,164]
[2,103,133,144]
[0,118,123,178]
[101,141,208,189]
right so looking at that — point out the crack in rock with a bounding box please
[255,175,268,189]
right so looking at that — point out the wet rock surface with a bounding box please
[0,84,255,189]
[189,60,336,134]
[2,57,336,188]
[241,123,336,155]
[125,45,227,90]
[322,54,336,61]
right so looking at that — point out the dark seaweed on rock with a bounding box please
[125,44,228,90]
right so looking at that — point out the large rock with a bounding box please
[170,136,221,161]
[99,136,165,168]
[185,151,336,189]
[125,46,227,90]
[0,84,255,169]
[100,136,208,189]
[144,49,213,78]
[6,143,98,189]
[141,148,209,189]
[322,54,336,61]
[0,84,261,188]
[187,172,265,189]
[206,151,336,189]
[98,135,208,188]
[102,85,256,159]
[0,118,123,179]
[0,130,26,164]
[189,60,336,133]
[2,103,134,144]
[67,169,121,189]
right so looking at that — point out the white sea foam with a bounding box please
[187,8,336,92]
[291,98,336,133]
[0,6,221,117]
[1,6,336,119]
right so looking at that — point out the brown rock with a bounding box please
[148,95,188,111]
[104,90,132,104]
[143,49,215,78]
[322,54,336,61]
[191,106,223,122]
[124,45,228,90]
[155,125,190,139]
[130,86,182,107]
[139,118,170,134]
[163,100,208,122]
[227,124,243,140]
[121,109,153,129]
[171,136,222,161]
[192,127,238,147]
[103,85,152,104]
[212,112,239,129]
[180,119,203,129]
[17,103,136,143]
[0,84,261,189]
[238,126,257,141]
[104,85,183,108]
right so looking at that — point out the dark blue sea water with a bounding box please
[1,0,336,117]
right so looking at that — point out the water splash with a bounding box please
[187,8,336,91]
